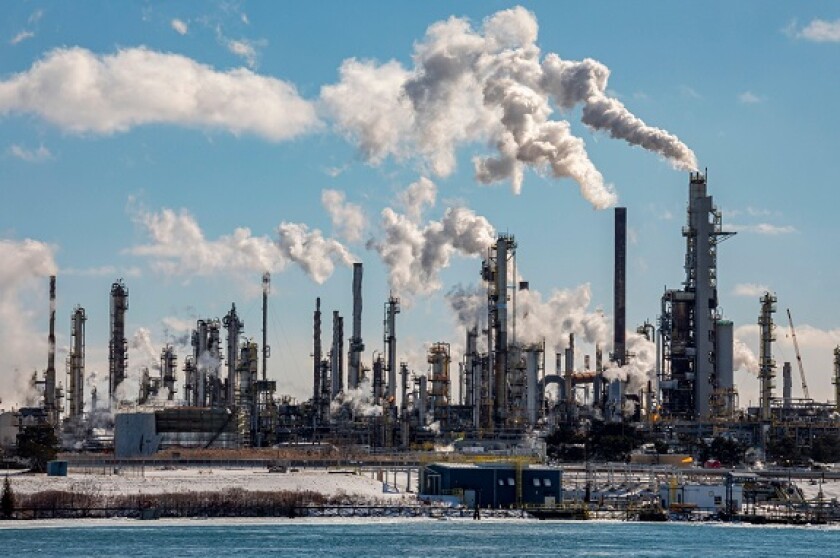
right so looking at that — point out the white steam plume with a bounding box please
[446,281,611,354]
[277,222,355,283]
[321,189,367,243]
[0,239,57,409]
[331,377,383,418]
[733,337,760,376]
[130,206,353,284]
[370,180,495,299]
[602,332,656,397]
[322,6,695,209]
[0,47,319,140]
[399,177,437,221]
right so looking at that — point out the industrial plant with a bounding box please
[3,172,839,477]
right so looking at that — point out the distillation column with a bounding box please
[160,345,177,400]
[223,304,243,406]
[485,234,515,429]
[109,280,129,404]
[385,296,400,404]
[758,292,777,421]
[67,305,86,421]
[348,263,364,391]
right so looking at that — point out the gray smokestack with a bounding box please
[313,298,321,402]
[614,207,626,366]
[45,275,57,424]
[348,263,364,390]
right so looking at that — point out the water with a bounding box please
[1,518,839,557]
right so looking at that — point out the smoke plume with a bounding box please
[321,189,367,243]
[0,239,57,409]
[322,6,695,209]
[370,180,495,299]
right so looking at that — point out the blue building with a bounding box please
[420,462,563,508]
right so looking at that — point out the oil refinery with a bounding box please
[4,171,839,464]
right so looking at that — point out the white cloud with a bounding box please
[129,206,353,284]
[321,189,367,243]
[10,30,34,45]
[226,38,260,68]
[324,164,348,177]
[680,85,702,99]
[29,9,44,25]
[738,91,762,104]
[731,223,797,235]
[161,316,194,333]
[8,143,52,162]
[60,265,141,278]
[799,19,840,42]
[171,18,188,35]
[0,47,319,141]
[732,283,772,297]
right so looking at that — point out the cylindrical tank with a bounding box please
[525,348,539,425]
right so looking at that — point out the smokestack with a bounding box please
[614,207,626,367]
[348,263,364,390]
[565,333,575,408]
[834,346,840,412]
[782,361,792,409]
[44,275,57,424]
[313,298,321,403]
[261,272,270,382]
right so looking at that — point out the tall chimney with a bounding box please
[45,275,57,424]
[614,207,627,366]
[313,297,321,402]
[348,263,364,390]
[261,272,270,381]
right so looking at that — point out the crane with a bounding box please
[786,308,810,400]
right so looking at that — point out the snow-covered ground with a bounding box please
[2,467,417,501]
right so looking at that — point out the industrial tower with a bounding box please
[108,280,129,404]
[659,172,735,420]
[758,292,777,421]
[66,305,86,421]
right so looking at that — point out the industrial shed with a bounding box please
[420,462,563,508]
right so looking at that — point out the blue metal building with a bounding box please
[420,462,563,508]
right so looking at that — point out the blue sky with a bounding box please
[1,1,838,410]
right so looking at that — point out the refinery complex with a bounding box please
[3,172,840,464]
